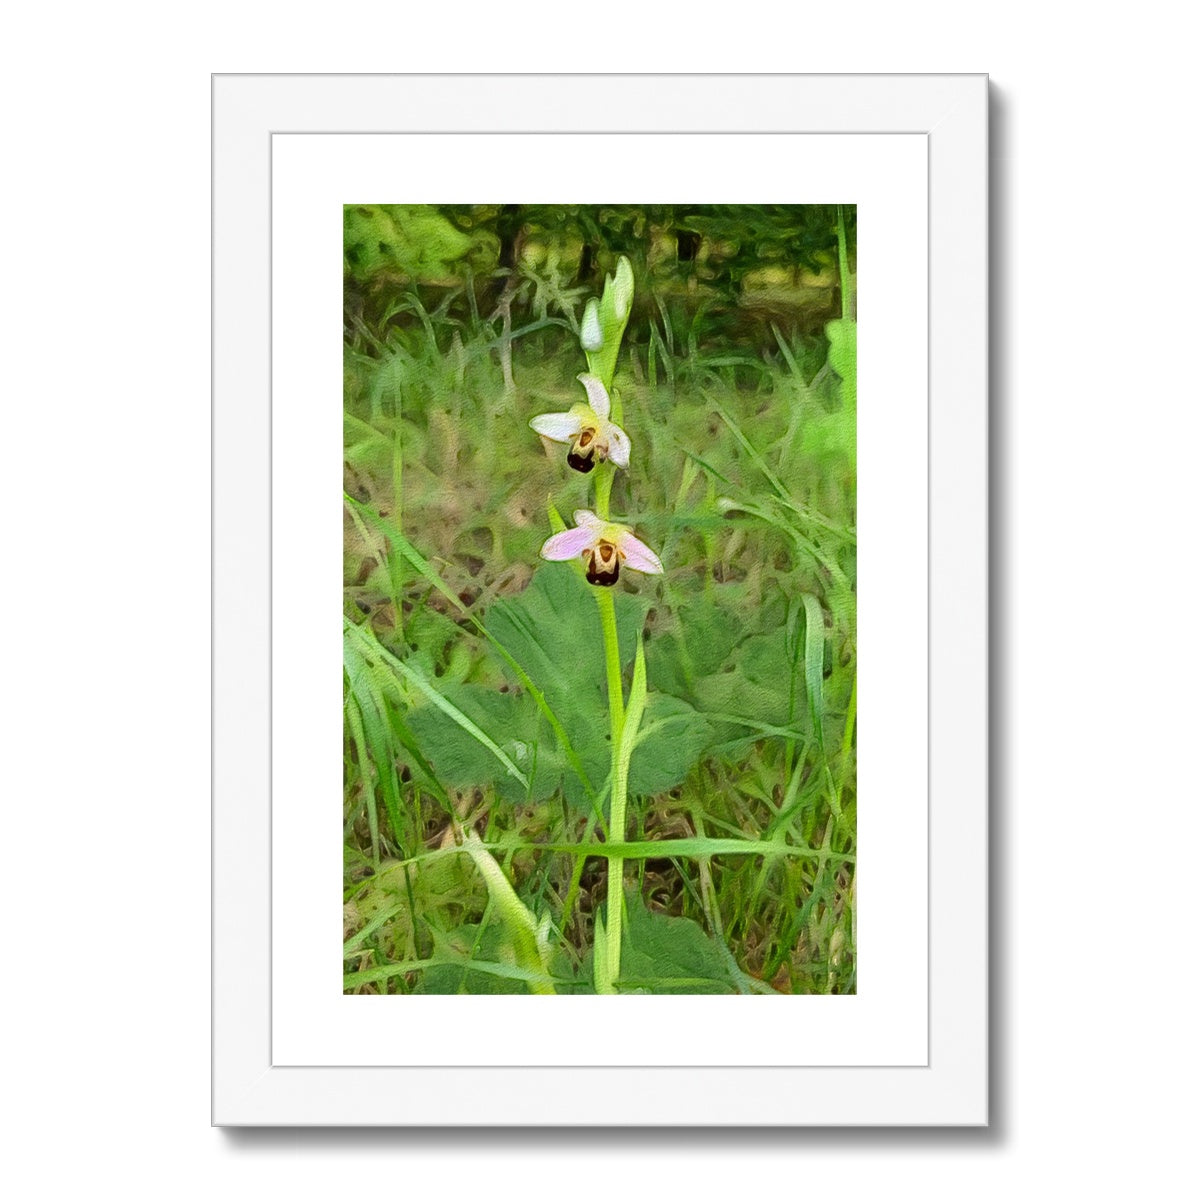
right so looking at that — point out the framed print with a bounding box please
[212,73,988,1125]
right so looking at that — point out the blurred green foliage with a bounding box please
[345,203,856,349]
[345,204,499,282]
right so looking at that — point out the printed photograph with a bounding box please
[343,205,856,994]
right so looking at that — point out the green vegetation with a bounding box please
[343,205,856,995]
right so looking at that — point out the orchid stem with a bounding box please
[594,586,626,993]
[588,270,631,994]
[594,451,626,992]
[594,462,615,523]
[596,589,626,737]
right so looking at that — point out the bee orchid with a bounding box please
[540,510,663,587]
[529,374,631,474]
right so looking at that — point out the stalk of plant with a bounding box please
[529,257,663,993]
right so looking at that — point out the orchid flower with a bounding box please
[529,374,631,475]
[540,509,663,587]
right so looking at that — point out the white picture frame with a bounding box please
[212,73,988,1125]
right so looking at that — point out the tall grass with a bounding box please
[343,259,856,995]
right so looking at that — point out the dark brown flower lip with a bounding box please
[585,561,619,586]
[584,542,620,586]
[567,445,596,473]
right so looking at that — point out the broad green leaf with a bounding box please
[646,595,742,699]
[692,626,798,731]
[413,925,531,995]
[403,682,549,802]
[347,618,530,791]
[619,891,737,994]
[485,567,650,809]
[628,694,712,794]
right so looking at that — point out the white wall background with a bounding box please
[2,4,1196,1195]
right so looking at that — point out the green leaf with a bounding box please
[347,619,530,791]
[485,567,650,809]
[692,626,797,731]
[413,927,531,994]
[401,680,572,805]
[800,594,827,751]
[619,891,737,994]
[646,595,742,699]
[629,694,712,794]
[614,635,651,807]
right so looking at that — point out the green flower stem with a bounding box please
[595,588,626,737]
[585,408,626,991]
[589,259,633,992]
[594,462,615,523]
[592,381,622,521]
[594,585,626,994]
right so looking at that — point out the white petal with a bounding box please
[576,373,610,420]
[605,421,631,469]
[580,299,603,351]
[573,509,606,532]
[540,525,598,561]
[617,530,663,575]
[529,410,584,443]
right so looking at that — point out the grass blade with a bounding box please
[800,593,826,749]
[459,830,555,995]
[344,957,560,991]
[346,618,529,790]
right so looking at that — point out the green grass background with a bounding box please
[343,205,857,995]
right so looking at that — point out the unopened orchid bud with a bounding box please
[580,298,603,352]
[612,256,634,322]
